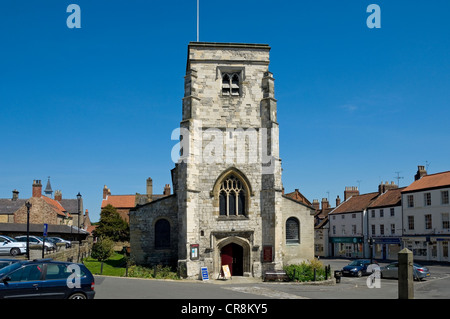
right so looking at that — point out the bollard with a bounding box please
[398,248,414,299]
[334,270,342,283]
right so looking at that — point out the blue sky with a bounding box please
[0,1,449,222]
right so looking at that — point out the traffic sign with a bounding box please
[201,267,209,281]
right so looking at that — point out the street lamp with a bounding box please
[76,192,82,262]
[25,201,32,260]
[76,192,82,238]
[368,237,374,264]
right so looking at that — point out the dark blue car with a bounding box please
[0,259,95,299]
[0,259,21,270]
[342,259,377,277]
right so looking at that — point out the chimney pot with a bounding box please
[312,199,320,210]
[336,195,341,207]
[415,165,427,181]
[32,180,42,198]
[164,184,171,196]
[12,189,19,201]
[321,198,329,210]
[344,186,359,201]
[103,185,111,199]
[54,190,62,201]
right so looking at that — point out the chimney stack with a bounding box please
[321,198,329,210]
[378,181,398,194]
[12,189,19,201]
[146,177,153,196]
[103,185,111,199]
[336,195,341,207]
[415,165,427,181]
[54,190,62,201]
[163,184,171,196]
[312,199,320,210]
[32,180,42,198]
[344,186,359,201]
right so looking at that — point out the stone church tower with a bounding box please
[130,42,314,279]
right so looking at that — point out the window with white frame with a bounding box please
[352,225,357,235]
[442,213,450,229]
[391,224,395,235]
[442,190,449,205]
[424,192,432,206]
[407,195,414,208]
[390,208,395,217]
[380,209,384,218]
[408,216,415,230]
[425,214,432,229]
[380,224,384,235]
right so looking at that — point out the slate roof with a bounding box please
[0,222,89,235]
[0,199,27,215]
[44,178,53,194]
[59,199,79,216]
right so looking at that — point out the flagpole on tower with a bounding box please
[197,0,199,42]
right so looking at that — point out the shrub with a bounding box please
[128,265,180,280]
[284,259,327,282]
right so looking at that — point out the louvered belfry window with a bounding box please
[286,217,300,244]
[222,72,240,96]
[219,174,246,216]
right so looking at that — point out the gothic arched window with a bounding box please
[219,174,246,216]
[286,217,300,244]
[222,72,240,96]
[155,219,170,249]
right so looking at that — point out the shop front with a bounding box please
[330,237,364,258]
[372,237,402,260]
[403,236,450,262]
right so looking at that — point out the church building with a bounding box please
[129,42,314,279]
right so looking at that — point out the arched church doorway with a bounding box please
[220,243,243,276]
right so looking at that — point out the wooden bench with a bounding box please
[263,270,288,282]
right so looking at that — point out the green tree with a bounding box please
[94,204,129,242]
[91,237,115,274]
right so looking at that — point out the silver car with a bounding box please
[15,235,56,252]
[0,235,27,256]
[381,262,431,281]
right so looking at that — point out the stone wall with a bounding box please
[29,237,93,263]
[281,197,315,265]
[177,43,284,279]
[130,195,178,266]
[14,197,57,224]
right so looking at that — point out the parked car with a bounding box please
[47,237,72,248]
[0,235,27,256]
[342,259,378,277]
[0,259,22,269]
[0,259,95,299]
[15,236,56,252]
[380,262,431,281]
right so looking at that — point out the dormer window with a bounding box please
[222,72,240,96]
